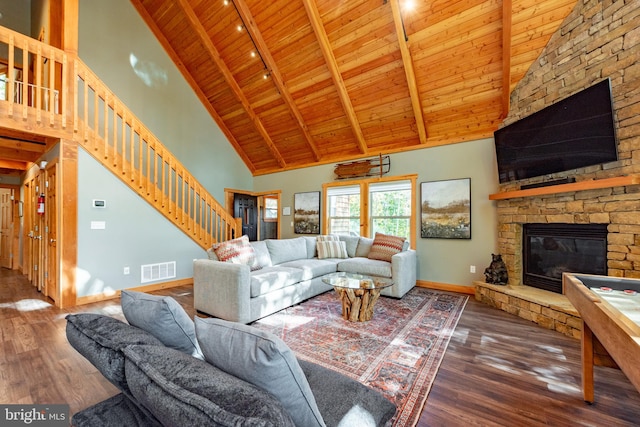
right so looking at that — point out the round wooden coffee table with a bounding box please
[322,272,393,322]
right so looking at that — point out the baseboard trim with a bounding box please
[417,280,475,295]
[75,278,194,306]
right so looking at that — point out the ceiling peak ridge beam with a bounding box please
[302,0,368,155]
[389,0,428,144]
[233,0,321,163]
[501,0,512,119]
[130,0,256,174]
[176,0,286,169]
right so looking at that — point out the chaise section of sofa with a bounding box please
[194,234,417,323]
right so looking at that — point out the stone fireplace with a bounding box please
[474,0,640,338]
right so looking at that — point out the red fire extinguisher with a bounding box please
[37,193,45,215]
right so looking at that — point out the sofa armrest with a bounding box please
[388,249,417,298]
[193,259,252,323]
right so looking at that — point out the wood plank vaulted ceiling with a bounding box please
[128,0,578,176]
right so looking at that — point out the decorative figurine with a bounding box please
[484,253,508,285]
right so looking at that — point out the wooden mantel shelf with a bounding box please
[489,175,640,200]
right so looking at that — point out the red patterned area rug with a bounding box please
[252,287,468,427]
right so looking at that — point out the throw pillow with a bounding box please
[316,234,339,242]
[213,235,260,271]
[65,313,164,394]
[367,232,406,262]
[195,317,326,427]
[316,240,348,259]
[121,290,204,359]
[123,345,295,427]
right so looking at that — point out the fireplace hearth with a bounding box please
[523,223,608,293]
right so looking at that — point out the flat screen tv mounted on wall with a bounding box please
[494,79,618,184]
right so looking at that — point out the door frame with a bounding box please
[224,189,282,240]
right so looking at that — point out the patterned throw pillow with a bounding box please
[367,232,406,262]
[213,235,260,270]
[316,235,340,242]
[316,240,348,259]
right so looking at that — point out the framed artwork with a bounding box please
[420,178,471,239]
[294,191,320,234]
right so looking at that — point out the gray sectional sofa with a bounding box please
[66,291,396,427]
[194,235,417,324]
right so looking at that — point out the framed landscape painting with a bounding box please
[420,178,471,239]
[294,191,320,234]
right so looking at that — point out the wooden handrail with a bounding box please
[0,25,239,249]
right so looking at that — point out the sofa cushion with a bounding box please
[213,235,260,271]
[298,359,396,427]
[266,237,308,265]
[338,235,360,258]
[71,393,162,427]
[121,290,203,359]
[251,240,273,268]
[278,259,339,281]
[302,236,318,258]
[195,317,325,427]
[355,237,374,257]
[65,313,164,394]
[316,240,348,259]
[338,257,392,278]
[250,266,304,297]
[123,344,295,427]
[368,232,406,262]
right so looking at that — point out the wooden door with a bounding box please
[45,163,58,301]
[234,194,257,241]
[0,189,13,269]
[24,175,44,290]
[23,179,34,282]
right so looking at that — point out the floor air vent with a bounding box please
[141,261,176,283]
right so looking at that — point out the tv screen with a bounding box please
[494,79,618,183]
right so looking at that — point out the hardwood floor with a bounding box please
[1,268,639,426]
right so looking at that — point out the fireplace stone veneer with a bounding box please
[475,183,640,338]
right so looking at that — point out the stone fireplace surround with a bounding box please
[474,0,640,338]
[476,177,640,339]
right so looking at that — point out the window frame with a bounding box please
[322,174,417,248]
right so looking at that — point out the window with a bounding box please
[369,181,411,238]
[324,175,416,244]
[263,196,278,222]
[327,186,360,235]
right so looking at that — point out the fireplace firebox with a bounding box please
[523,223,608,293]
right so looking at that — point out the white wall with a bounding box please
[254,138,500,289]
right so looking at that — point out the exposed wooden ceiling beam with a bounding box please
[234,0,321,163]
[0,147,41,162]
[175,0,286,169]
[131,0,256,173]
[389,0,428,144]
[302,0,368,155]
[501,0,512,119]
[0,159,28,170]
[0,137,47,152]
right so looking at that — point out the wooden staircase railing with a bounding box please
[0,25,240,250]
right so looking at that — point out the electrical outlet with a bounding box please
[123,266,130,275]
[470,265,476,273]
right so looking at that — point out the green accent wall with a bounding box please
[74,0,252,296]
[254,139,500,289]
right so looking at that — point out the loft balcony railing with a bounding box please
[0,25,239,249]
